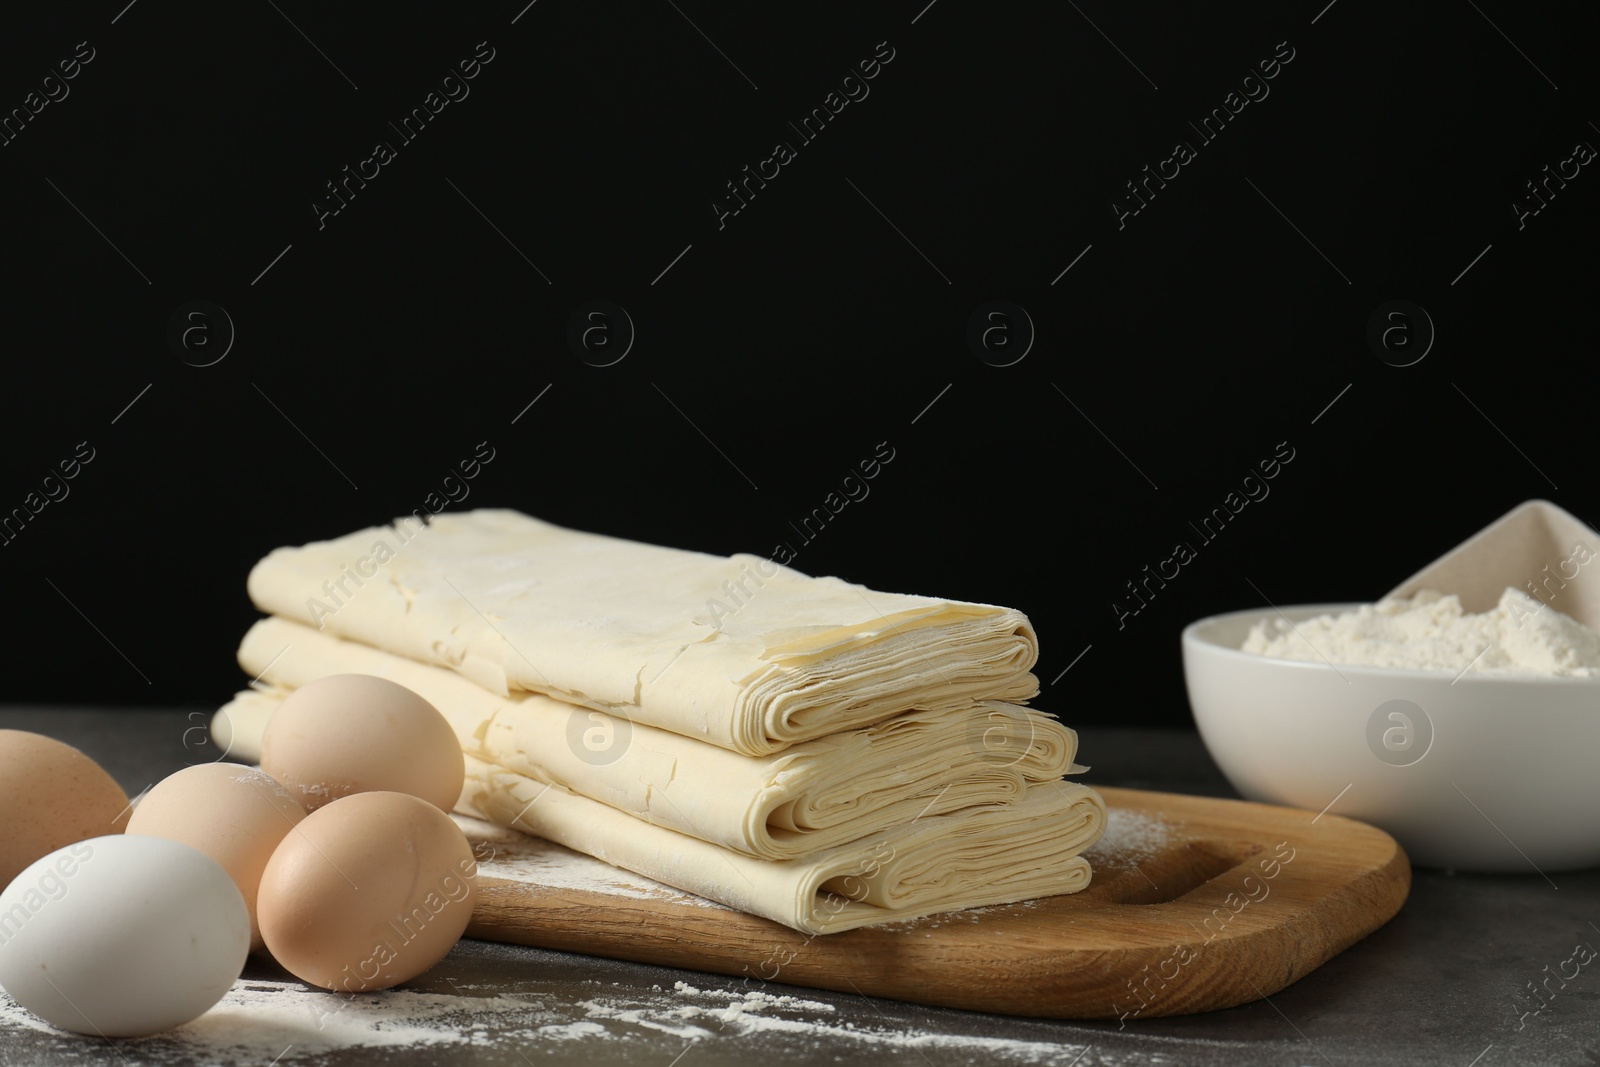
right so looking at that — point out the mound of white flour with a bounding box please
[1241,588,1600,676]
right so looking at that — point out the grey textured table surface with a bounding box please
[2,708,1595,1067]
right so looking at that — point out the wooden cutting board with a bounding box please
[460,786,1410,1020]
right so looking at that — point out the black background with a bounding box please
[0,1,1593,725]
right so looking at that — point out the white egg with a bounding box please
[0,834,250,1037]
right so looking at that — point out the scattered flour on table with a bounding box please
[0,980,554,1063]
[452,814,730,909]
[2,977,1160,1066]
[571,981,1115,1063]
[670,980,836,1014]
[1241,587,1600,675]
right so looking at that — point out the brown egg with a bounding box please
[256,791,479,992]
[261,674,464,813]
[0,730,129,891]
[126,763,306,952]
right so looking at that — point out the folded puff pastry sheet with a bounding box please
[460,754,1105,934]
[244,509,1041,755]
[226,616,1083,861]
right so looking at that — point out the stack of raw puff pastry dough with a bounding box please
[216,509,1106,934]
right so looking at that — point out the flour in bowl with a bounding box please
[1241,587,1600,676]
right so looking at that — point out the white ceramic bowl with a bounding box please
[1183,604,1600,873]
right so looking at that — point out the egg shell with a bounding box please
[257,790,478,992]
[125,763,305,952]
[0,730,129,891]
[260,674,465,813]
[0,834,249,1037]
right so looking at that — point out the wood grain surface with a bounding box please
[463,786,1411,1019]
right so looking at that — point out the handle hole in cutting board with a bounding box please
[1090,840,1258,906]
